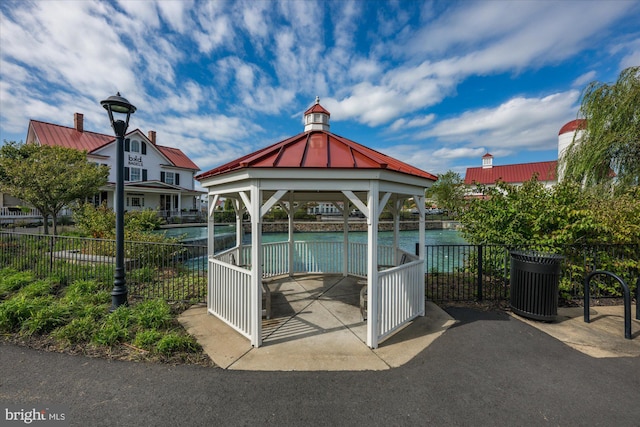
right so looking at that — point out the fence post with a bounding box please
[477,244,483,301]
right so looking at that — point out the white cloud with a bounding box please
[192,1,234,53]
[431,147,486,160]
[115,0,160,28]
[421,90,581,153]
[572,71,597,88]
[389,114,435,131]
[156,0,192,33]
[240,1,270,40]
[613,37,640,70]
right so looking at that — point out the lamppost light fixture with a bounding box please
[100,92,136,137]
[101,92,136,311]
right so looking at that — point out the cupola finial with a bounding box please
[315,96,320,104]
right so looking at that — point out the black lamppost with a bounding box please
[101,93,136,311]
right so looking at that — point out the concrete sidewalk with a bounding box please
[180,274,639,371]
[510,305,640,358]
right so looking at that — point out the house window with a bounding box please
[130,140,140,153]
[131,197,142,207]
[130,167,141,182]
[165,172,175,185]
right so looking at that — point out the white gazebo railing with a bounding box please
[377,258,423,341]
[210,241,424,344]
[208,256,252,339]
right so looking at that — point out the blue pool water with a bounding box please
[160,225,467,248]
[171,226,468,271]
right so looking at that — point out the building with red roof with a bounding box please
[2,113,203,220]
[464,119,586,194]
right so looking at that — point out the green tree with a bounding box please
[561,66,640,189]
[460,177,640,246]
[0,142,108,235]
[426,170,465,215]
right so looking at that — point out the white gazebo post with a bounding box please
[249,181,263,347]
[367,180,379,348]
[342,195,350,277]
[416,193,426,316]
[234,198,245,266]
[208,194,218,257]
[288,191,295,277]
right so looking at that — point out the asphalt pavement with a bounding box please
[2,307,639,426]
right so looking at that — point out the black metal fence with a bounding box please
[0,231,207,303]
[2,231,638,305]
[424,243,640,303]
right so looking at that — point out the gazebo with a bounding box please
[195,98,437,348]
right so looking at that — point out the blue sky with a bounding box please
[1,0,638,185]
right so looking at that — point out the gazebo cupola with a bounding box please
[304,96,331,132]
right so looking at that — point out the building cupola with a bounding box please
[304,96,330,132]
[482,153,493,169]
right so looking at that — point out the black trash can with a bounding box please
[510,251,564,321]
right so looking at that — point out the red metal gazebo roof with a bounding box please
[196,129,437,181]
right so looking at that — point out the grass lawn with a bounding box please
[0,268,213,366]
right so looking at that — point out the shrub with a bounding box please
[125,209,164,231]
[131,299,172,329]
[132,329,163,350]
[0,270,35,297]
[128,266,156,286]
[17,279,55,299]
[22,301,71,335]
[54,316,97,344]
[0,295,34,332]
[93,306,132,346]
[155,332,200,355]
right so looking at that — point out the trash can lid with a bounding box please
[510,250,564,264]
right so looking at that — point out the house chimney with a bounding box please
[74,113,84,132]
[148,130,156,145]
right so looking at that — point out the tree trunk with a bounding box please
[42,214,50,235]
[52,214,58,236]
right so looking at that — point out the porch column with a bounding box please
[367,180,380,349]
[249,181,263,347]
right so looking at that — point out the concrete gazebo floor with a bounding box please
[178,274,456,371]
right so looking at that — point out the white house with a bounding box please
[1,113,203,220]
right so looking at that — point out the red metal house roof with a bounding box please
[196,130,437,181]
[29,120,113,152]
[28,120,199,170]
[464,160,557,185]
[157,145,200,170]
